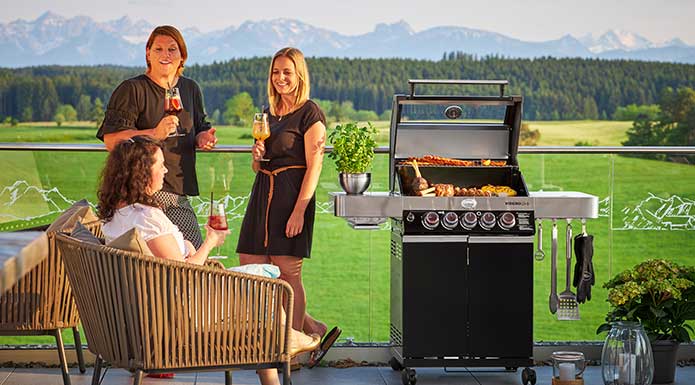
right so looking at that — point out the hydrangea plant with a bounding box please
[597,259,695,342]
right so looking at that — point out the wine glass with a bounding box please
[252,112,270,161]
[207,202,228,259]
[165,87,186,137]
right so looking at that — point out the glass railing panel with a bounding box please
[0,150,106,231]
[520,153,613,341]
[1,149,693,346]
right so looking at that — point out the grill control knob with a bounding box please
[422,211,440,230]
[498,212,516,230]
[480,212,497,230]
[406,212,415,223]
[460,211,478,229]
[442,212,459,230]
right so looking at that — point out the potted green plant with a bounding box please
[328,122,378,195]
[597,259,695,384]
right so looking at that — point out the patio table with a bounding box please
[0,231,47,293]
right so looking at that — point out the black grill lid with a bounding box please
[388,79,523,192]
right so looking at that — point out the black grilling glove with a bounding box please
[575,234,594,303]
[573,233,584,288]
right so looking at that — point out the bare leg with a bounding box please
[239,253,271,265]
[304,313,327,337]
[257,369,281,385]
[271,255,306,332]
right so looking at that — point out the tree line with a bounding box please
[1,54,694,123]
[623,86,695,162]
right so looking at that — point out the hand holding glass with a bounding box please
[165,87,186,137]
[252,112,270,161]
[207,203,228,259]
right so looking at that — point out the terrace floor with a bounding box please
[2,365,695,385]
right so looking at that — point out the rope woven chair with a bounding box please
[55,233,293,385]
[0,221,102,385]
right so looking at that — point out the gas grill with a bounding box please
[331,80,598,385]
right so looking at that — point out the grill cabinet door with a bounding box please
[401,238,468,357]
[467,238,533,358]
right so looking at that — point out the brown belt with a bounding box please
[258,165,306,248]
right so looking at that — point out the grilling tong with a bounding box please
[548,220,559,314]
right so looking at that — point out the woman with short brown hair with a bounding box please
[97,25,218,249]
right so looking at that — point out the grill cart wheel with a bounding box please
[401,368,417,385]
[521,367,536,385]
[389,357,404,371]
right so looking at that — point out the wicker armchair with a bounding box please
[55,233,293,385]
[0,221,102,385]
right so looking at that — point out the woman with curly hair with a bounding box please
[96,135,319,384]
[97,135,227,264]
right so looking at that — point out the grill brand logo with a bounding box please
[505,201,531,207]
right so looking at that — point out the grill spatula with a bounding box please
[558,219,580,320]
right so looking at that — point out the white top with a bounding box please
[102,203,188,256]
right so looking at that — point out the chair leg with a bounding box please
[54,329,72,385]
[72,327,86,374]
[133,370,144,385]
[283,362,292,385]
[225,370,233,385]
[91,355,103,385]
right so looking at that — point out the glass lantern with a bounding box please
[551,351,586,383]
[601,321,654,385]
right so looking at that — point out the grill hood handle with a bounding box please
[408,79,509,98]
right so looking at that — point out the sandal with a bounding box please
[308,326,341,369]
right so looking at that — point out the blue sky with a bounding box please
[3,0,695,44]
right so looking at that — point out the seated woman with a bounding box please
[96,135,319,385]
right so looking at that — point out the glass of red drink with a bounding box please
[165,87,186,137]
[207,202,228,259]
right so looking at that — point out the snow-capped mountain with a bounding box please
[579,29,653,53]
[1,12,694,67]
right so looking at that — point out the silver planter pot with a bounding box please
[339,172,371,195]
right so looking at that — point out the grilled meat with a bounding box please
[411,177,429,192]
[409,159,430,194]
[433,184,455,197]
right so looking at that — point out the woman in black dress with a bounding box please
[97,25,218,248]
[236,47,340,366]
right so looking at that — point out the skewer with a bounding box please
[415,187,435,196]
[412,159,422,178]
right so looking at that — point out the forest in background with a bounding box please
[1,53,695,123]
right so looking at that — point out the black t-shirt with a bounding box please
[264,100,326,170]
[96,75,211,196]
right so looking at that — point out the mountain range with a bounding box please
[2,11,694,67]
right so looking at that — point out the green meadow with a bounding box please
[1,120,693,345]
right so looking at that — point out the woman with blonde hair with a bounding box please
[236,47,340,367]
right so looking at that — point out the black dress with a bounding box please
[236,100,326,258]
[97,74,212,196]
[96,74,213,247]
